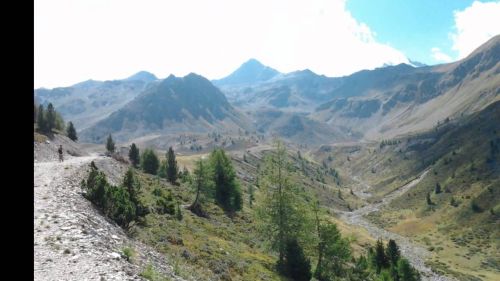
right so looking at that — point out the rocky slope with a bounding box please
[34,139,188,281]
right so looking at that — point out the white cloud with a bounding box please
[35,0,409,88]
[431,47,453,62]
[451,0,500,59]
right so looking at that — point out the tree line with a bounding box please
[35,102,78,141]
[106,134,242,215]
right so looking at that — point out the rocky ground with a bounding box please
[34,140,188,281]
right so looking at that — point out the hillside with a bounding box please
[313,100,500,280]
[218,67,343,112]
[312,35,500,140]
[253,109,358,146]
[34,71,158,131]
[80,73,252,143]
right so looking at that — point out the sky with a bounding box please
[34,0,500,89]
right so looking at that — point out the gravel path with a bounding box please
[338,170,458,281]
[34,154,187,281]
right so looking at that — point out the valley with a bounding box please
[34,35,499,281]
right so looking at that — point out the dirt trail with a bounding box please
[34,154,187,281]
[338,170,458,281]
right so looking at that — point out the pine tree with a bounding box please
[450,197,458,207]
[386,239,400,266]
[435,183,441,194]
[256,140,311,267]
[426,193,432,205]
[66,121,78,141]
[55,112,65,131]
[141,149,159,175]
[176,202,183,221]
[283,238,312,281]
[158,160,167,178]
[374,239,388,274]
[314,212,351,280]
[210,148,242,213]
[166,147,178,184]
[248,184,255,207]
[397,258,420,281]
[128,143,140,167]
[189,159,213,216]
[37,104,47,132]
[106,134,115,154]
[122,168,140,205]
[180,166,191,183]
[34,103,37,123]
[46,103,56,132]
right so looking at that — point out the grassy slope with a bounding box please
[313,101,500,281]
[126,145,372,280]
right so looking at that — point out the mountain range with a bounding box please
[34,35,500,145]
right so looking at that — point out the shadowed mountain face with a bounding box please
[34,71,158,131]
[217,68,344,111]
[312,35,500,140]
[80,73,250,143]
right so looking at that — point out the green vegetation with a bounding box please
[161,147,178,184]
[320,102,500,280]
[66,121,78,141]
[80,141,423,280]
[129,143,140,167]
[167,147,179,184]
[80,162,142,227]
[283,238,312,281]
[141,149,160,175]
[35,102,67,134]
[140,264,170,281]
[122,246,135,262]
[314,212,351,280]
[257,140,312,271]
[106,134,115,153]
[188,159,212,217]
[210,148,242,213]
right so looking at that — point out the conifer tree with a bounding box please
[128,143,140,167]
[190,159,213,215]
[141,149,159,175]
[166,146,178,184]
[106,134,115,153]
[386,239,400,266]
[374,239,388,274]
[46,103,56,132]
[283,238,312,281]
[210,148,242,213]
[66,121,78,141]
[37,104,47,132]
[435,183,442,194]
[256,140,311,268]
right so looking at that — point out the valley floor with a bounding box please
[338,170,457,281]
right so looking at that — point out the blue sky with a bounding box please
[35,0,500,88]
[347,0,500,64]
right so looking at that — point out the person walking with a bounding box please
[58,145,64,162]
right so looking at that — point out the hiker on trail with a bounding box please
[58,145,64,162]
